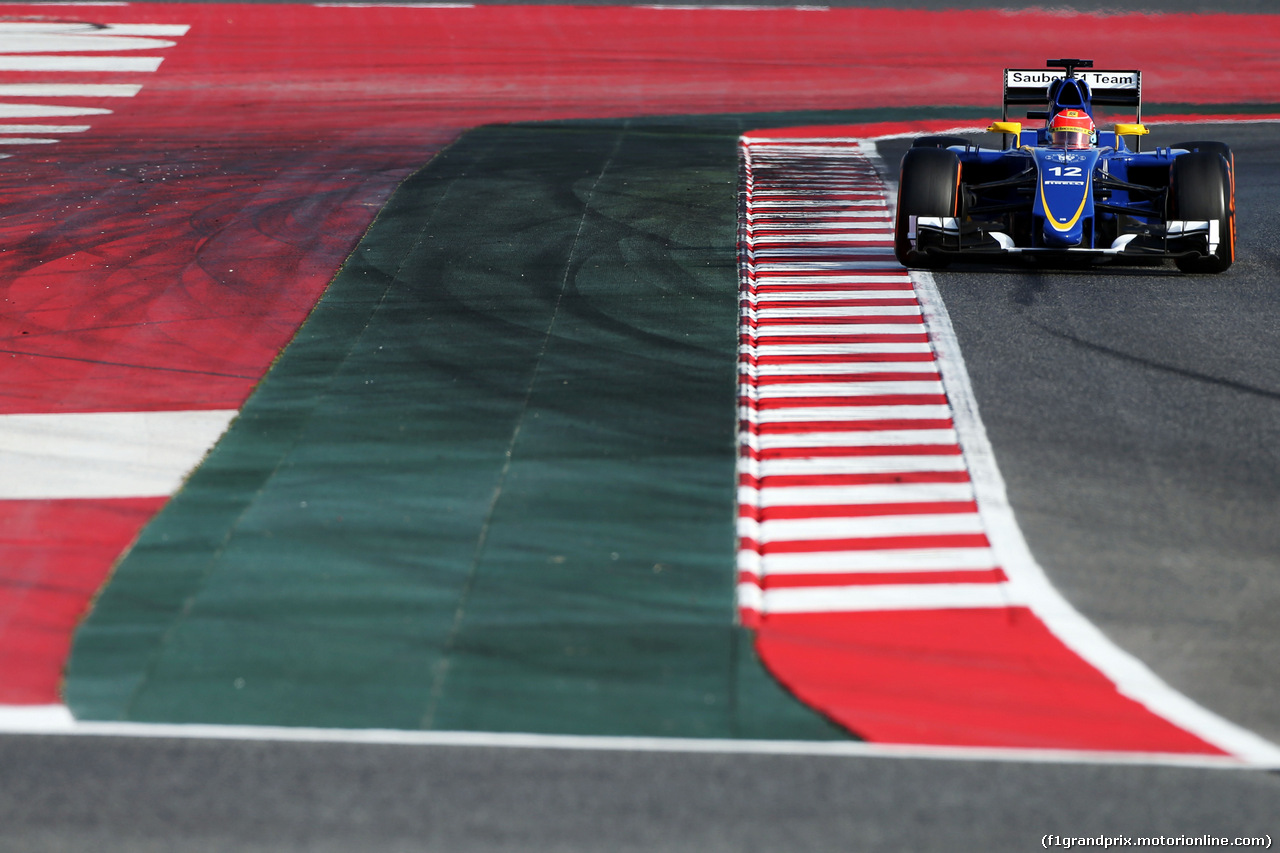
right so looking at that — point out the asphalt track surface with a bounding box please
[1,734,1279,853]
[4,121,1278,853]
[3,7,1280,853]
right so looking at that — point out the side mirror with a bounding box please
[1115,123,1149,152]
[987,121,1023,149]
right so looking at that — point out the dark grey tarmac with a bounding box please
[2,734,1279,852]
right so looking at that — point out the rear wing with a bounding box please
[1002,68,1142,121]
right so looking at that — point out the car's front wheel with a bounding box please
[895,147,961,268]
[1168,150,1235,274]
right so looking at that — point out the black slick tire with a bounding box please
[911,135,969,150]
[895,147,961,268]
[1169,150,1235,274]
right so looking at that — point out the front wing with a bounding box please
[907,214,1223,261]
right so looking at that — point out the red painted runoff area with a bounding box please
[0,498,164,704]
[755,610,1221,753]
[1,3,1277,733]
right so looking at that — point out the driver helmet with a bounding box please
[1048,109,1096,149]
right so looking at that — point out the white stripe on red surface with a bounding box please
[736,132,1280,763]
[0,56,164,73]
[0,410,236,499]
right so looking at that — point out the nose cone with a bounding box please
[1034,147,1099,250]
[1042,218,1084,247]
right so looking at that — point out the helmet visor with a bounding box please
[1051,128,1092,149]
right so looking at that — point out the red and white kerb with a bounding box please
[737,138,999,622]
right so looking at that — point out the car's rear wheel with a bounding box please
[1168,150,1235,274]
[895,147,961,268]
[911,135,969,150]
[1172,140,1233,166]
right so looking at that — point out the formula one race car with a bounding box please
[894,59,1235,273]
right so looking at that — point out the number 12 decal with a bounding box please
[1048,166,1084,177]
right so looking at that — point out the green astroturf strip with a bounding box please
[65,114,863,738]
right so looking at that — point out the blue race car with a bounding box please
[894,58,1235,273]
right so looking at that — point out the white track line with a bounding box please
[0,84,142,97]
[741,513,985,541]
[0,124,90,133]
[0,22,188,37]
[740,483,976,506]
[0,410,237,499]
[741,430,958,448]
[0,104,112,118]
[744,547,1000,574]
[757,582,1024,613]
[0,706,1267,769]
[747,380,943,396]
[0,56,163,72]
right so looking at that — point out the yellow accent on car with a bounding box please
[1040,179,1090,232]
[1115,123,1149,137]
[987,121,1022,135]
